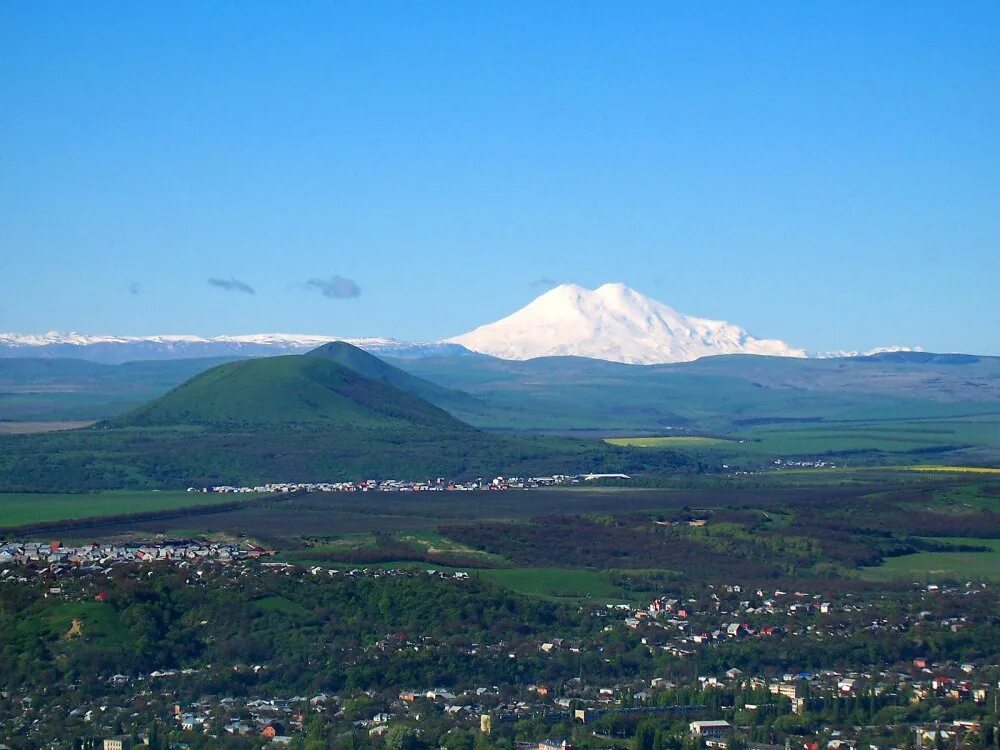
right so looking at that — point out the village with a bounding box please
[196,473,632,494]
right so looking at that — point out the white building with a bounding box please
[690,721,732,737]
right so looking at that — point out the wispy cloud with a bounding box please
[129,282,143,295]
[304,275,361,299]
[208,277,255,295]
[530,276,558,287]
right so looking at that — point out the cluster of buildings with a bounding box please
[172,695,337,743]
[195,473,629,494]
[304,564,470,580]
[771,459,836,469]
[569,583,1000,718]
[0,539,258,568]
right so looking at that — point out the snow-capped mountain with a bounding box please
[447,283,807,364]
[0,332,468,364]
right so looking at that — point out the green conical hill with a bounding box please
[110,354,472,432]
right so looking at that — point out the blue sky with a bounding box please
[1,2,998,354]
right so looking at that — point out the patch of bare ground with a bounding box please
[0,421,94,434]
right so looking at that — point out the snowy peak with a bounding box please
[447,283,807,364]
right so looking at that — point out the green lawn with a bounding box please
[863,538,1000,582]
[0,490,258,528]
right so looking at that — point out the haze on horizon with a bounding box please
[1,3,998,355]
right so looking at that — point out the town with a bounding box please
[1,543,997,750]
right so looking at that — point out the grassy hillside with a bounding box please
[306,341,484,414]
[109,355,471,431]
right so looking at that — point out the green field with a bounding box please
[604,436,732,448]
[908,465,1000,474]
[745,423,984,454]
[864,538,1000,582]
[478,567,630,601]
[602,417,1000,468]
[0,490,255,529]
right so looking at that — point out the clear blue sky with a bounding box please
[1,2,998,354]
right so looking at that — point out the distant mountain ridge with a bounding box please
[0,332,472,364]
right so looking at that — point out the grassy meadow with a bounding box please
[862,538,1000,582]
[0,490,257,529]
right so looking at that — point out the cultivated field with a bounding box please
[0,490,261,530]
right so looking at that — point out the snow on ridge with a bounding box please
[814,345,925,359]
[447,282,807,365]
[0,332,405,348]
[0,331,454,364]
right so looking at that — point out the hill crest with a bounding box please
[108,354,474,432]
[306,341,483,413]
